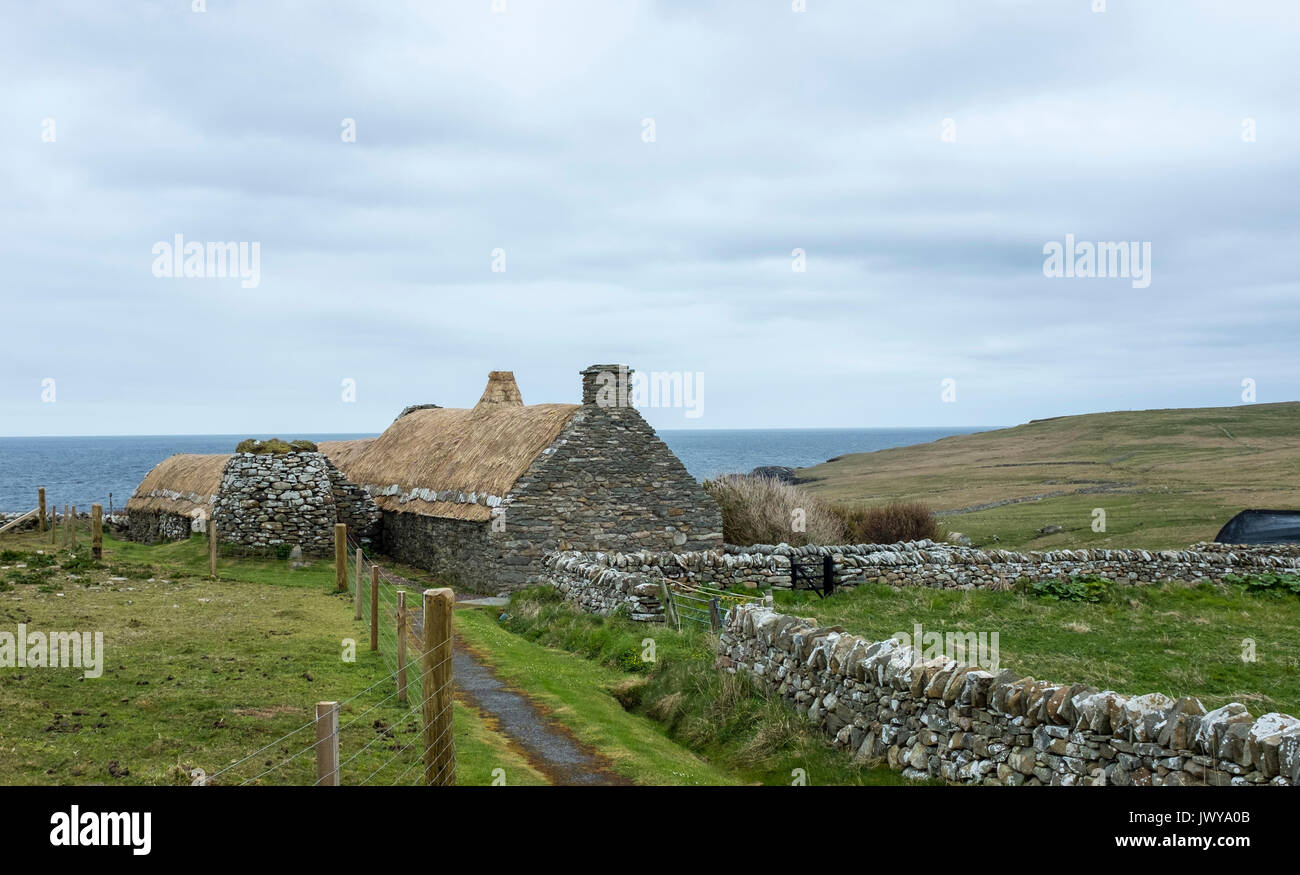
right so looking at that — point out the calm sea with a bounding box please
[0,428,991,513]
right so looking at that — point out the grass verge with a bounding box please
[476,587,920,786]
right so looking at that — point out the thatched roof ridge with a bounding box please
[126,454,231,515]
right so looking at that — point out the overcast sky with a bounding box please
[1,0,1297,436]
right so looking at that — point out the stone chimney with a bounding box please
[476,371,523,407]
[581,364,634,407]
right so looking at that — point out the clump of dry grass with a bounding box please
[703,474,846,546]
[830,501,940,544]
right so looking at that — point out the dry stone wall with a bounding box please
[717,603,1300,786]
[544,539,1300,597]
[544,552,668,621]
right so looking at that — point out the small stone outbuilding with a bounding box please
[126,444,379,553]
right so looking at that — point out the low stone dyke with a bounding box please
[545,539,1300,599]
[716,603,1300,786]
[544,552,668,621]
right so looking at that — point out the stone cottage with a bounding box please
[319,365,723,590]
[126,444,379,553]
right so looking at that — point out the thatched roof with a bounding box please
[320,372,580,520]
[126,454,231,516]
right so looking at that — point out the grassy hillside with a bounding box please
[798,402,1300,551]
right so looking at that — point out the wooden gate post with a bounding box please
[334,524,348,593]
[38,488,46,533]
[422,588,455,786]
[823,554,835,596]
[91,504,103,560]
[658,580,680,630]
[396,590,408,704]
[369,566,379,652]
[708,597,722,631]
[209,522,218,580]
[315,701,340,786]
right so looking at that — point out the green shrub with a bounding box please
[0,549,23,562]
[1223,572,1300,597]
[26,552,57,568]
[59,552,101,572]
[5,567,54,586]
[1030,574,1113,603]
[830,501,940,544]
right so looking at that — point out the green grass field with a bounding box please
[774,580,1300,717]
[0,527,545,786]
[798,401,1300,550]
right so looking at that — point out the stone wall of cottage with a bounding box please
[485,388,723,590]
[380,511,495,590]
[125,508,197,544]
[716,603,1300,786]
[212,452,379,554]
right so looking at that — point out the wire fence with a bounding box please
[191,526,455,786]
[347,533,429,706]
[197,642,456,787]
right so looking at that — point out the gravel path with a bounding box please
[406,599,628,785]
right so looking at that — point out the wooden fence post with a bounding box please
[396,590,408,705]
[354,555,364,621]
[422,587,455,786]
[708,597,722,632]
[334,524,347,592]
[315,701,340,786]
[209,522,218,580]
[38,488,46,533]
[50,504,58,545]
[370,566,379,652]
[354,547,362,597]
[91,504,103,560]
[69,506,77,549]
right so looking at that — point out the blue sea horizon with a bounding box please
[0,427,995,514]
